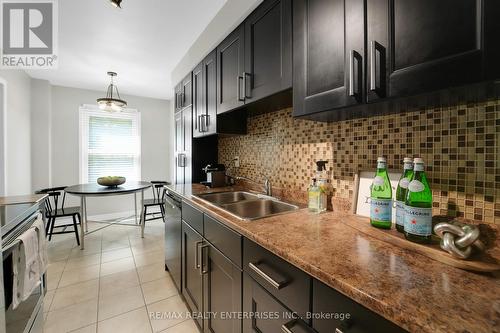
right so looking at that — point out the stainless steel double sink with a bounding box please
[194,191,299,220]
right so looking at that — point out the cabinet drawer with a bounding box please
[182,201,203,235]
[204,214,242,268]
[243,238,311,317]
[243,273,315,333]
[313,279,406,333]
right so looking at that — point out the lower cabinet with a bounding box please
[312,280,406,333]
[182,221,204,329]
[243,273,314,333]
[181,220,242,333]
[203,243,242,333]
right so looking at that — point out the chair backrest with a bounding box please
[35,186,68,215]
[150,181,169,202]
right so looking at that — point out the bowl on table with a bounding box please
[97,176,126,187]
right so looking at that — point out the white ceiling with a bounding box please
[26,0,227,100]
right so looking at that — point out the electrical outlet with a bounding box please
[234,156,240,168]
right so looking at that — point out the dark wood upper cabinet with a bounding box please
[194,50,217,138]
[192,61,204,138]
[217,24,245,114]
[244,0,292,103]
[174,83,183,112]
[174,108,192,185]
[293,0,365,117]
[181,72,193,109]
[367,0,493,101]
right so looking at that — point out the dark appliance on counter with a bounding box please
[1,204,45,333]
[201,164,226,188]
[164,189,182,292]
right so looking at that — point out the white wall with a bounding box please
[31,79,52,191]
[171,0,262,85]
[0,70,32,196]
[47,85,172,216]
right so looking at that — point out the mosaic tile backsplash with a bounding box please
[218,100,500,224]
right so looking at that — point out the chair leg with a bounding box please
[45,217,52,236]
[142,206,147,226]
[72,215,80,246]
[160,205,166,222]
[49,216,56,241]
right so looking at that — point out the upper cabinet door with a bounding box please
[203,50,217,136]
[293,0,365,117]
[367,0,486,101]
[174,83,183,112]
[217,24,245,114]
[244,0,292,103]
[192,62,204,138]
[181,72,193,109]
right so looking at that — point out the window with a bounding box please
[79,105,141,183]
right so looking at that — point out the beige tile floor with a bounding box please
[43,217,198,333]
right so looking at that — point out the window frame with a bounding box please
[79,104,141,183]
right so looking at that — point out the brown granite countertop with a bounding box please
[0,194,48,205]
[167,183,500,333]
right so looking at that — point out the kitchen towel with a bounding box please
[12,228,41,309]
[32,213,49,273]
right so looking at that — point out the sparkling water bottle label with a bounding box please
[404,206,432,236]
[377,162,386,169]
[370,198,392,222]
[373,176,385,187]
[395,200,405,227]
[399,178,410,189]
[408,180,425,192]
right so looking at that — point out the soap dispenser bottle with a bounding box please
[308,178,320,212]
[315,161,329,212]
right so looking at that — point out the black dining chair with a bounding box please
[141,181,170,224]
[36,186,81,245]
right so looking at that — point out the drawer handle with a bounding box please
[282,320,317,333]
[248,262,286,290]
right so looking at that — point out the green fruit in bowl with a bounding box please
[97,176,126,187]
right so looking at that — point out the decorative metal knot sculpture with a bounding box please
[434,222,485,259]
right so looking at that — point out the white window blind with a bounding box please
[79,105,141,183]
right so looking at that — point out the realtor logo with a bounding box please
[0,0,58,68]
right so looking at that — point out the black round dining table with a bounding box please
[65,181,152,250]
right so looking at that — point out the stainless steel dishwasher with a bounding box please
[164,189,182,292]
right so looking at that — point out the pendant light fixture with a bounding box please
[97,72,127,112]
[109,0,122,8]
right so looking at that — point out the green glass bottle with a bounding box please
[404,158,433,243]
[395,157,414,233]
[370,157,392,229]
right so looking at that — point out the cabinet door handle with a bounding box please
[195,241,203,269]
[348,50,362,98]
[243,72,252,98]
[370,40,377,91]
[248,262,286,290]
[177,154,186,167]
[197,115,202,132]
[203,114,210,132]
[237,76,245,101]
[201,245,210,275]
